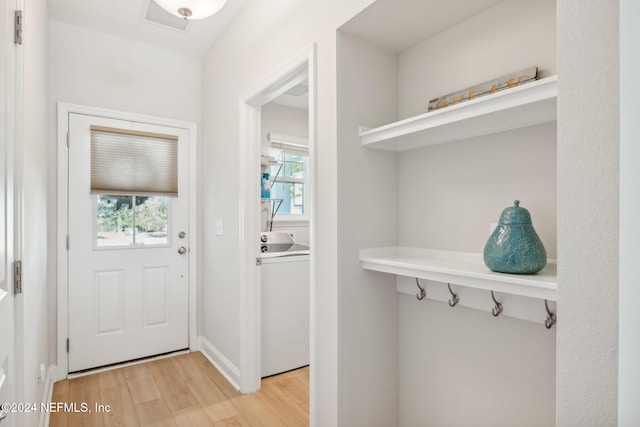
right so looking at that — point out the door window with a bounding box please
[95,195,169,248]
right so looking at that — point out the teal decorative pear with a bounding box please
[483,200,547,274]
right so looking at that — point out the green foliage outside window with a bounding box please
[96,195,168,233]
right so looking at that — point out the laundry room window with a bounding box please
[267,133,309,219]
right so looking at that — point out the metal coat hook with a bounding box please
[447,283,459,307]
[544,300,556,329]
[490,291,503,317]
[415,278,426,301]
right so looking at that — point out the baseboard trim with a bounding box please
[40,365,57,427]
[198,336,241,391]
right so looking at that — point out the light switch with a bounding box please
[215,220,224,236]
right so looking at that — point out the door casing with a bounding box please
[238,44,318,425]
[0,0,22,424]
[55,103,198,381]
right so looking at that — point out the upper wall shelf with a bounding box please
[360,247,557,301]
[359,76,558,152]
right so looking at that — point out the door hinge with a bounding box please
[66,338,69,353]
[66,235,69,250]
[14,11,23,45]
[256,257,262,266]
[66,132,69,147]
[14,260,22,294]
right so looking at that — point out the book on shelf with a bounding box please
[427,66,538,111]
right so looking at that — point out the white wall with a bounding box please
[398,0,557,120]
[399,298,555,427]
[619,0,640,424]
[557,1,619,425]
[393,0,558,425]
[48,21,202,122]
[200,0,375,424]
[261,103,308,147]
[398,124,557,256]
[20,0,51,425]
[48,20,202,363]
[336,33,399,426]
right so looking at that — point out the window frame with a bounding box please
[92,194,173,251]
[267,133,310,223]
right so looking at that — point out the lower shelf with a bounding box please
[359,247,557,301]
[360,247,557,326]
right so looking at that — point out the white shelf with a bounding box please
[360,247,557,301]
[359,76,557,152]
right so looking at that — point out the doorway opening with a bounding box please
[238,44,317,425]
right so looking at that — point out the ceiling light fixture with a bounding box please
[153,0,227,20]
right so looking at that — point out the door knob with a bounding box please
[178,246,187,255]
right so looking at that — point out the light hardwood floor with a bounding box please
[49,352,309,427]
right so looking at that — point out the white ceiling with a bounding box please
[270,92,308,110]
[48,0,507,59]
[270,82,309,110]
[48,0,249,57]
[340,0,504,53]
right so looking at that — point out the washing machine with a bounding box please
[260,233,310,377]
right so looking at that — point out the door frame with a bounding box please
[238,44,318,423]
[1,0,23,421]
[55,103,198,380]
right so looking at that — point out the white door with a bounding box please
[68,113,190,372]
[0,0,17,424]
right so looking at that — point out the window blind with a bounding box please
[268,132,309,153]
[90,126,179,197]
